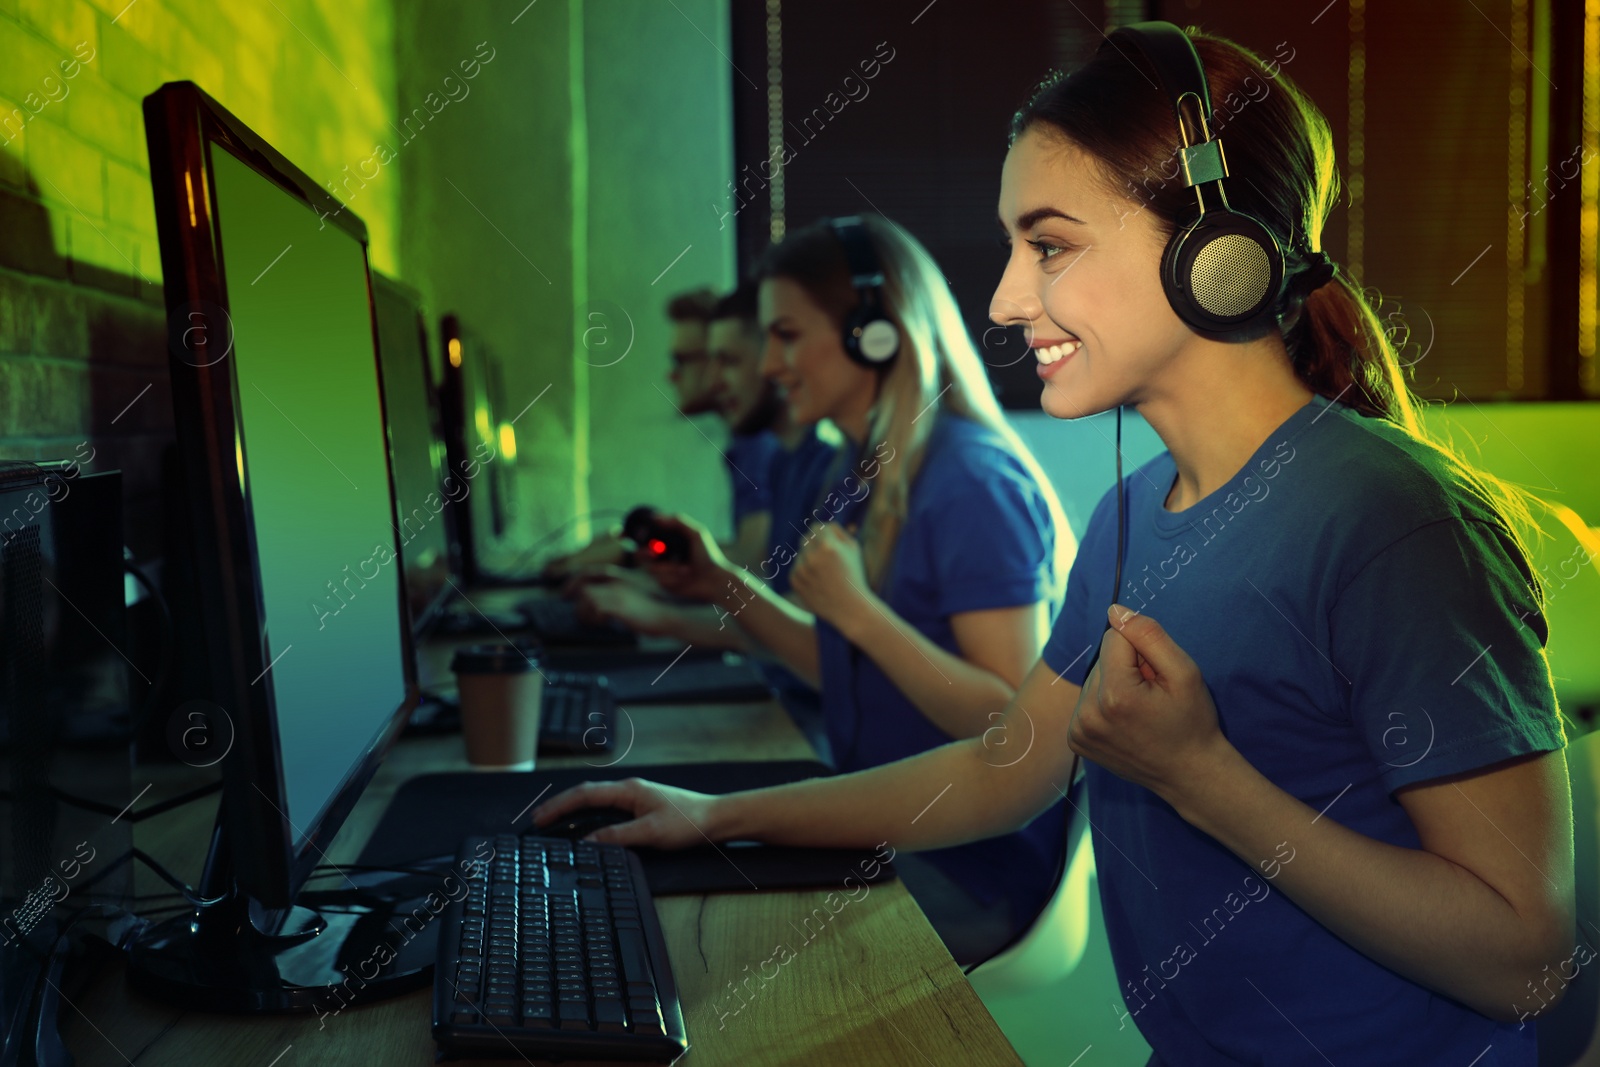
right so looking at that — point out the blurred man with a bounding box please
[666,287,719,415]
[577,282,841,665]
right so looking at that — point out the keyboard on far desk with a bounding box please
[539,672,615,755]
[519,597,637,647]
[432,834,688,1063]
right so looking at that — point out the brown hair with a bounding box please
[1012,27,1544,571]
[709,279,760,336]
[665,287,718,324]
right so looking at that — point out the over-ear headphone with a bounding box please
[828,216,901,366]
[1102,22,1285,334]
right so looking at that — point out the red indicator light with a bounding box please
[648,538,667,556]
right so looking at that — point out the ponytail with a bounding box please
[1281,273,1419,435]
[1285,271,1546,594]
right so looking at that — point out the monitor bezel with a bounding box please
[371,271,456,638]
[437,313,496,584]
[144,81,419,910]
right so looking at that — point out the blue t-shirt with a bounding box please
[755,426,841,712]
[817,413,1069,914]
[1041,393,1564,1065]
[725,431,781,529]
[764,426,843,596]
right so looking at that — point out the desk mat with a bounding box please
[358,760,897,896]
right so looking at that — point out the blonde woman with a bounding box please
[632,215,1074,966]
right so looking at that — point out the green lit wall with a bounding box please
[390,0,738,562]
[0,0,399,556]
[1,0,399,283]
[0,0,741,562]
[581,0,737,539]
[393,0,587,562]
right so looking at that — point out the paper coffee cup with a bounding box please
[450,644,544,770]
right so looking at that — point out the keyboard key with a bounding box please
[618,929,654,988]
[557,999,592,1030]
[595,998,627,1031]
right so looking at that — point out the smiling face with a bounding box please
[666,319,715,414]
[708,316,776,433]
[757,276,879,436]
[991,127,1195,420]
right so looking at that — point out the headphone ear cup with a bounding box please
[842,309,900,365]
[1161,212,1285,333]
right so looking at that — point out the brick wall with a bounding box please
[0,0,397,558]
[0,0,740,570]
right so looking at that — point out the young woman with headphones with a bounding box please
[537,25,1572,1061]
[627,213,1074,966]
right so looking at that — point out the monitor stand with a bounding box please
[125,815,440,1014]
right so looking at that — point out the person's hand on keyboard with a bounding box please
[530,778,722,851]
[559,563,657,599]
[542,530,630,579]
[575,582,679,638]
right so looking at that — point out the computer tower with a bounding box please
[0,461,132,1066]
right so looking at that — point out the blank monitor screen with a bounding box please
[211,146,406,844]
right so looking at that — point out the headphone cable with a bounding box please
[1080,405,1126,682]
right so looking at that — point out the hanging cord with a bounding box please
[1080,406,1126,681]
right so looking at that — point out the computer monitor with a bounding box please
[132,82,428,1011]
[372,273,455,636]
[437,314,508,583]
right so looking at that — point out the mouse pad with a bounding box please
[358,760,898,896]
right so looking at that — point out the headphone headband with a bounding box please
[1106,22,1214,140]
[1096,22,1285,333]
[828,216,900,365]
[831,216,885,290]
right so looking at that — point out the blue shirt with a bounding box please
[764,426,842,596]
[725,431,781,529]
[1041,393,1564,1065]
[817,413,1068,914]
[755,426,841,713]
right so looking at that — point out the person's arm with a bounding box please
[706,570,820,686]
[790,524,1047,738]
[722,511,771,573]
[575,582,748,651]
[531,657,1082,852]
[643,513,823,686]
[1072,605,1576,1023]
[543,529,628,577]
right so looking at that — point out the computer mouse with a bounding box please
[542,806,637,840]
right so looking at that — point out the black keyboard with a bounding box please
[432,834,688,1062]
[539,673,615,755]
[519,597,637,646]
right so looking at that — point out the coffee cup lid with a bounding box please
[451,643,541,674]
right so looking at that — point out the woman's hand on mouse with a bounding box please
[530,778,722,850]
[790,524,875,638]
[1067,605,1233,802]
[641,514,740,605]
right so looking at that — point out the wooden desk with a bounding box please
[66,687,1023,1065]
